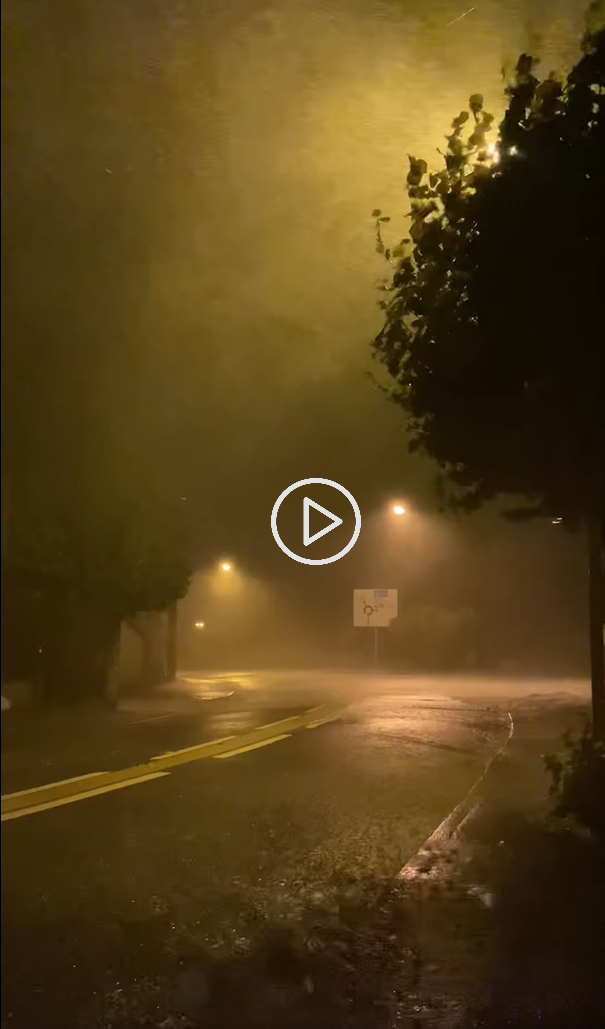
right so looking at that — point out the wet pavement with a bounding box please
[0,671,592,1028]
[1,696,309,796]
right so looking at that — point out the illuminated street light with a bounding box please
[220,562,232,572]
[392,504,406,516]
[194,621,205,629]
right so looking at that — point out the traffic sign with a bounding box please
[353,589,398,627]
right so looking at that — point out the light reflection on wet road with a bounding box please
[1,671,590,1027]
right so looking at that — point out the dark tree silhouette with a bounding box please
[372,24,605,735]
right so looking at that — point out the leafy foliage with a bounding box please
[4,448,190,618]
[372,28,605,534]
[2,320,192,696]
[544,722,605,840]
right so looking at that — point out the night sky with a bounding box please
[1,0,589,662]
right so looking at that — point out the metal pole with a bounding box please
[374,626,379,666]
[166,601,178,682]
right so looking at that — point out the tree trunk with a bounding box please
[587,514,605,741]
[1,473,9,560]
[141,631,155,690]
[41,591,122,706]
[166,601,178,682]
[127,612,167,692]
[104,626,121,708]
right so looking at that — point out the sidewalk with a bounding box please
[399,697,605,1027]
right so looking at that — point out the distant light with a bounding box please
[487,142,500,164]
[392,505,406,516]
[194,621,205,629]
[221,562,232,572]
[509,145,518,156]
[551,517,563,525]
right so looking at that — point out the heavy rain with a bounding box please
[2,2,604,1027]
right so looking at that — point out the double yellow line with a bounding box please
[1,706,340,822]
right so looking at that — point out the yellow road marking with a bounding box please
[1,772,169,822]
[2,769,109,798]
[1,706,342,821]
[1,762,157,814]
[305,715,338,729]
[150,735,237,763]
[128,713,173,725]
[214,734,290,759]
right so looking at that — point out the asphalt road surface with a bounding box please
[1,671,590,1029]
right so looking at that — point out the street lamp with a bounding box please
[392,504,406,516]
[220,562,232,572]
[194,621,205,629]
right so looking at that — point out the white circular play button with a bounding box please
[271,478,361,565]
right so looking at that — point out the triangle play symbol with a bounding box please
[303,496,343,546]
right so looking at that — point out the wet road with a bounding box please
[1,671,590,1028]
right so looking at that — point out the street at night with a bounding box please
[3,672,602,1027]
[2,0,604,1026]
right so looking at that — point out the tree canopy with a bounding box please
[372,25,605,539]
[371,18,605,735]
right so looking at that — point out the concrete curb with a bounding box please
[398,711,514,882]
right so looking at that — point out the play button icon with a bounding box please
[303,497,343,546]
[271,477,361,565]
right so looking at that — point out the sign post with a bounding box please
[353,589,398,666]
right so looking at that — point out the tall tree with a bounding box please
[372,23,605,735]
[1,434,191,702]
[1,4,198,702]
